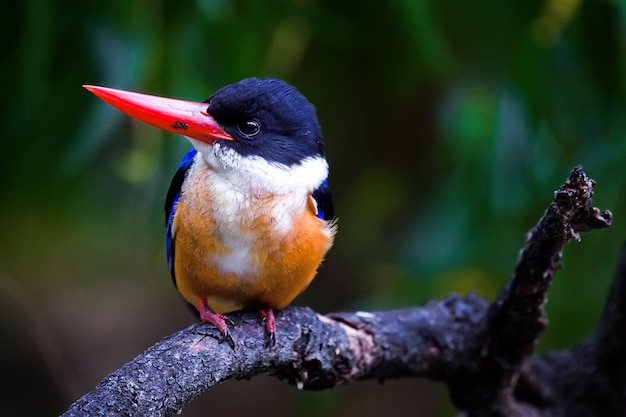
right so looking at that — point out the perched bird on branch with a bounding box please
[84,78,336,346]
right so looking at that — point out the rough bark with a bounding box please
[62,166,622,417]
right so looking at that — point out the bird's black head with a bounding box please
[205,78,325,166]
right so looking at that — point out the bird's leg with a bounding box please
[258,308,276,347]
[197,297,234,348]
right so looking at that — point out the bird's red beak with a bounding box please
[83,85,234,144]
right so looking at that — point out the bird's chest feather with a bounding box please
[175,167,302,277]
[170,160,333,312]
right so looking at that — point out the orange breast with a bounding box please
[171,165,335,314]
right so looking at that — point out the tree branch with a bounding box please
[448,166,613,416]
[489,166,611,362]
[62,166,623,417]
[521,250,626,417]
[61,295,491,417]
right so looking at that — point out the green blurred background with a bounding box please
[2,0,626,416]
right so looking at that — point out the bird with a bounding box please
[84,78,336,346]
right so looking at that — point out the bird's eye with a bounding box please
[237,120,260,137]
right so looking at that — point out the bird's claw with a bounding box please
[265,331,276,348]
[218,329,236,349]
[258,308,277,348]
[197,297,236,349]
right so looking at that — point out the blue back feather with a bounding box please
[312,178,334,221]
[164,149,197,286]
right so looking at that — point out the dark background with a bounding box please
[2,1,625,416]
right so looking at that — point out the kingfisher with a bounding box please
[84,78,336,346]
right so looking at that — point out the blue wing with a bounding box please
[164,149,197,287]
[312,178,334,221]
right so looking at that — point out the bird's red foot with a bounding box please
[197,297,235,348]
[258,308,276,347]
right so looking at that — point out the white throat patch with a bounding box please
[188,138,328,196]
